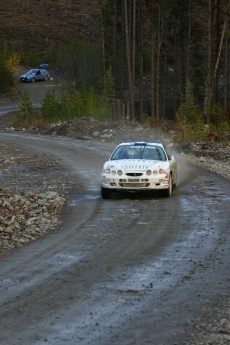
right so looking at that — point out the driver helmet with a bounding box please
[127,148,136,157]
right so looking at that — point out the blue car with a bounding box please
[20,68,50,83]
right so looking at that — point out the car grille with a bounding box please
[119,182,150,188]
[119,178,150,188]
[126,172,143,177]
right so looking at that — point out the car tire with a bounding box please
[163,174,172,197]
[172,172,177,189]
[31,78,36,83]
[101,187,111,199]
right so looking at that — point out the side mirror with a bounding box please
[168,155,172,161]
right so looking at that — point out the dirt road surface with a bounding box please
[0,131,229,345]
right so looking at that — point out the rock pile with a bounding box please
[0,189,66,250]
[181,142,230,181]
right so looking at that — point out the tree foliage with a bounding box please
[177,81,201,125]
[39,87,112,123]
[19,90,33,121]
[0,54,14,93]
[41,90,59,121]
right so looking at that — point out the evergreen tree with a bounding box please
[177,80,201,125]
[19,90,33,122]
[41,90,59,121]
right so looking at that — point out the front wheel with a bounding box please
[162,175,172,197]
[101,187,111,199]
[31,78,36,83]
[172,171,177,189]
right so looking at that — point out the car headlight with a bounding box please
[152,170,158,175]
[146,170,152,176]
[159,168,168,177]
[117,170,123,176]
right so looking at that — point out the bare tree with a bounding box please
[132,0,136,103]
[186,0,192,81]
[214,13,227,79]
[137,0,144,119]
[206,0,215,116]
[124,0,135,120]
[150,23,156,118]
[148,2,162,119]
[223,2,230,111]
[224,20,229,111]
[156,1,164,119]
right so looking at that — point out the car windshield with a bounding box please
[111,145,167,161]
[26,69,37,74]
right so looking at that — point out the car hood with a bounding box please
[105,159,169,171]
[21,72,35,77]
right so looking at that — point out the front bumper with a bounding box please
[101,175,170,191]
[20,78,31,82]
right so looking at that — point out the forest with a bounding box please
[0,0,229,140]
[101,0,230,122]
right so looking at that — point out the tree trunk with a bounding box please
[206,0,215,118]
[156,3,163,119]
[101,10,106,79]
[138,0,143,119]
[224,23,229,112]
[214,16,227,79]
[124,0,135,120]
[150,23,156,118]
[132,0,136,110]
[112,0,117,98]
[186,0,192,81]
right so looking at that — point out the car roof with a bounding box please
[27,68,48,72]
[117,141,164,148]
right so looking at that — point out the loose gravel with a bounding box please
[0,142,78,250]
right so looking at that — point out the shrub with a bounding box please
[41,90,59,121]
[19,89,33,117]
[206,103,227,127]
[0,56,14,93]
[6,52,20,75]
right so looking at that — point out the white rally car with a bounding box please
[101,142,177,199]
